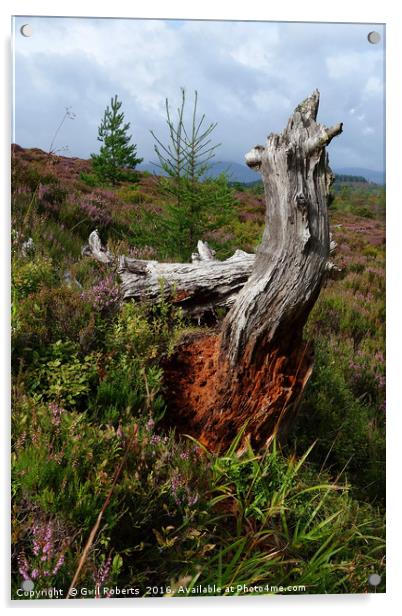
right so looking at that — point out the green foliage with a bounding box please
[28,340,99,408]
[167,436,385,595]
[12,255,56,299]
[12,399,124,533]
[334,174,368,183]
[291,337,385,504]
[11,134,385,598]
[91,95,143,185]
[148,88,237,260]
[91,298,185,424]
[130,174,237,260]
[330,182,385,219]
[79,171,98,187]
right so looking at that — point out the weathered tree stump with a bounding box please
[163,90,342,451]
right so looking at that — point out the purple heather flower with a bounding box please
[81,275,120,312]
[17,552,31,581]
[146,418,155,432]
[37,183,47,200]
[52,554,65,575]
[94,553,112,587]
[49,402,64,427]
[188,493,199,507]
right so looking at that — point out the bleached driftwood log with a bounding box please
[118,249,254,316]
[82,229,113,264]
[83,231,255,316]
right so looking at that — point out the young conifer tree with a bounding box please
[91,95,143,185]
[149,88,236,260]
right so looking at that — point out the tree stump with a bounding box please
[163,90,342,452]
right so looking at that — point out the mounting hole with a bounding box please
[368,573,381,587]
[20,24,32,37]
[367,31,380,44]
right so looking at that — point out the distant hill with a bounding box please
[333,174,368,184]
[139,160,385,185]
[138,160,260,183]
[334,167,385,185]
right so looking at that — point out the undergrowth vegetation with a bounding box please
[11,145,385,597]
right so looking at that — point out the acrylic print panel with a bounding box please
[11,16,385,600]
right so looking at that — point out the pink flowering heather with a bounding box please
[48,401,64,427]
[17,552,31,581]
[74,189,119,228]
[170,472,199,508]
[94,553,112,589]
[37,183,48,200]
[150,434,168,445]
[17,519,67,584]
[146,418,155,432]
[52,553,65,576]
[81,275,120,312]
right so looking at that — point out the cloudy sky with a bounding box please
[12,17,385,172]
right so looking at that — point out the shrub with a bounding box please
[89,299,184,424]
[27,340,99,408]
[80,274,120,314]
[79,171,98,187]
[12,284,97,365]
[12,255,56,299]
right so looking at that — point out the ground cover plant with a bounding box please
[11,143,385,598]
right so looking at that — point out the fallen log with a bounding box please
[83,232,255,317]
[118,248,255,317]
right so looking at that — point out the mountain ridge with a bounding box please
[139,160,385,185]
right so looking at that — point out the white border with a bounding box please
[1,1,401,614]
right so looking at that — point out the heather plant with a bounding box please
[11,393,209,596]
[80,274,120,315]
[12,254,56,299]
[12,397,124,531]
[74,189,120,225]
[12,284,97,365]
[15,517,70,593]
[91,298,185,424]
[290,337,385,503]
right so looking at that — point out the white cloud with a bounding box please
[326,51,378,80]
[362,126,375,135]
[364,76,383,97]
[251,90,292,113]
